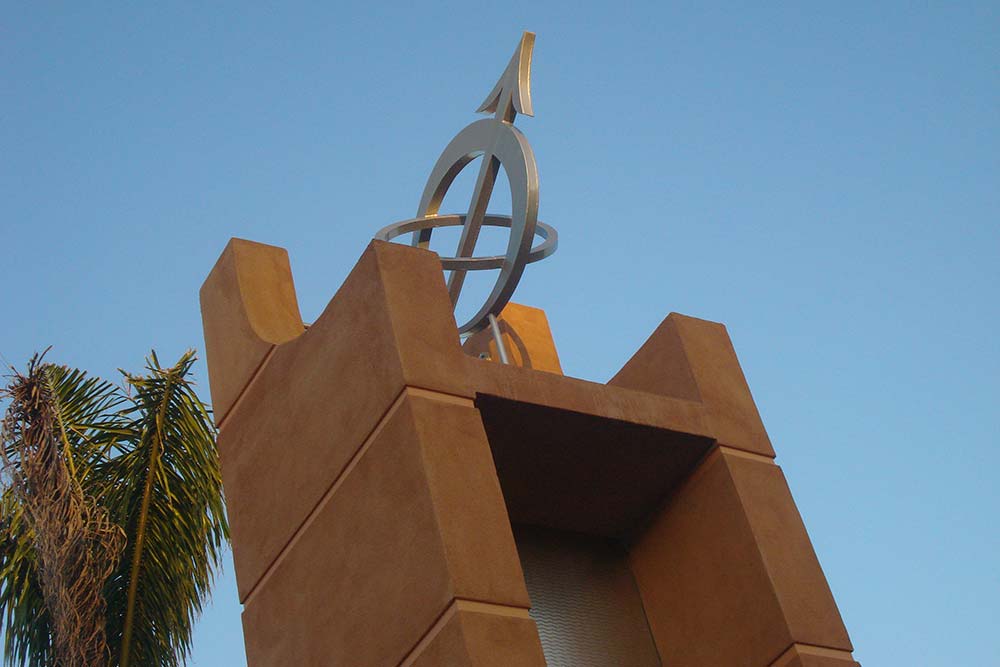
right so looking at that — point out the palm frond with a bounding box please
[0,491,52,667]
[100,350,229,667]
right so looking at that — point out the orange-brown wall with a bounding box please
[201,239,859,666]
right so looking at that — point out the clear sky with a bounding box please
[3,2,998,665]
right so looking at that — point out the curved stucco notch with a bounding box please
[200,238,306,423]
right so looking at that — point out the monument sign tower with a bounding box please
[200,32,859,667]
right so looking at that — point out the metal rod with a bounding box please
[488,313,511,365]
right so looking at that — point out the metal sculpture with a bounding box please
[375,31,557,334]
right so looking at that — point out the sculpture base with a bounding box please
[200,239,858,666]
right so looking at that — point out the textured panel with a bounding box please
[514,526,661,667]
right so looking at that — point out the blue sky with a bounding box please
[3,2,998,665]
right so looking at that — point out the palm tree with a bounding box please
[0,355,126,667]
[0,350,229,667]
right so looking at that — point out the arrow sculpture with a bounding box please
[375,32,557,335]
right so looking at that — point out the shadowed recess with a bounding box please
[476,395,714,539]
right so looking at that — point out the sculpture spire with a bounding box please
[476,31,535,119]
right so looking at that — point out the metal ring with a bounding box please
[374,214,558,272]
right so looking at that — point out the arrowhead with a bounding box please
[477,31,535,118]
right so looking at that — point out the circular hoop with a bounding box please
[375,214,558,272]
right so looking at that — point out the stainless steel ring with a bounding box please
[374,214,558,271]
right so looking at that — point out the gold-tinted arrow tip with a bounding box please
[476,31,535,118]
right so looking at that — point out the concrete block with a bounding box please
[630,450,851,667]
[611,313,773,456]
[462,302,563,374]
